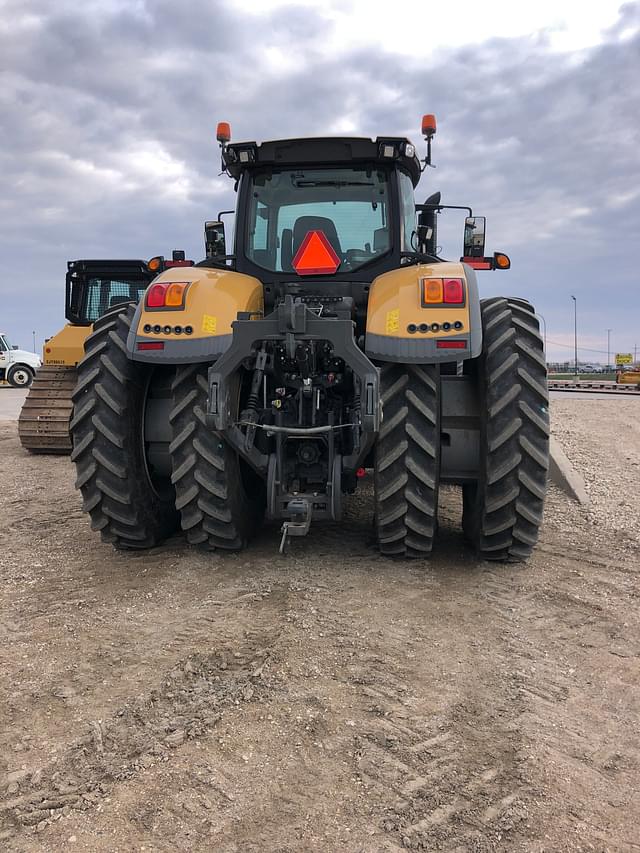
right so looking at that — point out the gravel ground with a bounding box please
[0,398,639,852]
[0,388,27,420]
[551,398,640,544]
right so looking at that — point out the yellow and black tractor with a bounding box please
[18,254,190,453]
[70,116,549,560]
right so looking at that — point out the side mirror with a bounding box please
[205,221,226,258]
[463,216,486,258]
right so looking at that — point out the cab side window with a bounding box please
[398,171,417,252]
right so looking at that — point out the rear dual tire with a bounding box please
[71,303,179,549]
[169,365,265,550]
[463,297,549,561]
[372,297,548,562]
[71,306,261,552]
[374,364,440,557]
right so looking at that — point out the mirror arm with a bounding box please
[415,204,473,216]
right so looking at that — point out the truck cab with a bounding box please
[0,333,41,387]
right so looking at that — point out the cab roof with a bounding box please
[222,136,422,186]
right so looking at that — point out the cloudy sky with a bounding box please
[2,0,639,363]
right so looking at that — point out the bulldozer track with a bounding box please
[17,366,77,453]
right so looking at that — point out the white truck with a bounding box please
[0,333,41,388]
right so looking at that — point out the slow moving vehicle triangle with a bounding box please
[292,230,341,276]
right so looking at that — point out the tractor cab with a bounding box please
[208,134,423,328]
[206,124,509,328]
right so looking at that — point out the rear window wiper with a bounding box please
[292,180,375,188]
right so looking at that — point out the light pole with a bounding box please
[606,328,612,372]
[32,330,36,354]
[571,295,578,376]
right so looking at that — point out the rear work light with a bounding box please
[421,277,465,305]
[145,282,189,310]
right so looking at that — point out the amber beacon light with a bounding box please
[216,121,231,144]
[421,114,437,137]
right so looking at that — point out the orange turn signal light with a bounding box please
[216,121,231,143]
[147,256,163,273]
[422,277,443,303]
[422,114,437,136]
[494,252,511,269]
[165,283,188,307]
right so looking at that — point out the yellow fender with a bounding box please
[130,267,264,362]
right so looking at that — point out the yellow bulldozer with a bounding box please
[616,367,640,388]
[70,116,550,560]
[18,254,191,453]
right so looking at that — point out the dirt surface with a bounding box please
[0,388,27,420]
[1,399,639,852]
[551,399,640,544]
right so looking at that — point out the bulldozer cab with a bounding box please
[65,259,155,326]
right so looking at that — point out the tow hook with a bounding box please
[279,499,312,554]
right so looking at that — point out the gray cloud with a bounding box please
[2,0,639,361]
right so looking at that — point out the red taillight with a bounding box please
[146,281,189,309]
[443,278,464,304]
[147,283,168,307]
[436,340,467,349]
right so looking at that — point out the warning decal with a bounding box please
[202,314,217,334]
[385,309,400,334]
